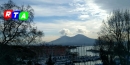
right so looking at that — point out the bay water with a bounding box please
[70,46,102,65]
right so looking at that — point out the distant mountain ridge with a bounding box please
[48,34,95,46]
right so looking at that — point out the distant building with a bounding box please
[28,45,71,57]
[42,45,69,57]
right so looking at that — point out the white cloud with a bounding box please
[2,0,130,43]
[78,15,89,20]
[2,0,74,17]
[32,5,73,17]
[70,0,108,20]
[35,18,102,41]
[59,28,73,36]
[77,28,88,34]
[25,0,73,5]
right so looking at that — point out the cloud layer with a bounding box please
[35,19,102,42]
[70,0,108,20]
[1,0,129,42]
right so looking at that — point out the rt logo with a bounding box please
[4,10,29,20]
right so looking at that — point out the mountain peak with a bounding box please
[49,34,95,46]
[74,34,86,37]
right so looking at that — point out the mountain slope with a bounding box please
[48,34,95,46]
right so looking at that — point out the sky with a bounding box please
[1,0,130,42]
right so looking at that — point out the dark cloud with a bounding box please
[94,0,130,12]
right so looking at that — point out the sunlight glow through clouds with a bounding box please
[0,0,129,42]
[31,0,130,42]
[70,0,108,20]
[32,0,109,42]
[5,0,108,42]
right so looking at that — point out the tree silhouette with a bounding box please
[95,10,130,65]
[46,55,55,65]
[0,0,43,45]
[0,0,43,65]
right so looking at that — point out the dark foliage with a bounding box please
[95,10,130,65]
[46,55,55,65]
[0,0,43,65]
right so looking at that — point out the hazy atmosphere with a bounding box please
[1,0,129,42]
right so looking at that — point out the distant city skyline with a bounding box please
[1,0,130,42]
